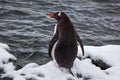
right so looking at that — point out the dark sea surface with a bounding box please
[0,0,120,66]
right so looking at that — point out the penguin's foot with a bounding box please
[68,68,74,76]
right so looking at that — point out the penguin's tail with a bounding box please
[68,68,74,76]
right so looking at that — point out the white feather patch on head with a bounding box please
[58,12,61,16]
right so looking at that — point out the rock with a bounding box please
[83,77,91,80]
[86,56,111,70]
[91,59,111,70]
[15,63,23,70]
[0,69,4,74]
[0,77,13,80]
[67,78,75,80]
[26,78,36,80]
[76,73,82,78]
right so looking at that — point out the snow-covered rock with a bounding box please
[0,42,120,80]
[84,45,120,66]
[0,43,16,79]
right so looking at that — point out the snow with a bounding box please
[84,45,120,66]
[0,43,16,70]
[0,42,120,80]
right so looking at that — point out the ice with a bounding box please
[0,42,120,80]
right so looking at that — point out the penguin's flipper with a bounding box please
[48,29,59,58]
[76,33,84,56]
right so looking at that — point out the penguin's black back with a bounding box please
[55,38,77,68]
[54,15,78,68]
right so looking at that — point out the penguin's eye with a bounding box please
[58,12,61,16]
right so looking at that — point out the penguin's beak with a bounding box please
[46,13,54,18]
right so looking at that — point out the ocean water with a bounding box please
[0,0,120,66]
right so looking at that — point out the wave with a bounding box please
[0,0,10,4]
[0,9,29,17]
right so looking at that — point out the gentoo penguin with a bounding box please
[46,12,84,75]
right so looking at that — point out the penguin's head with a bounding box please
[46,12,66,21]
